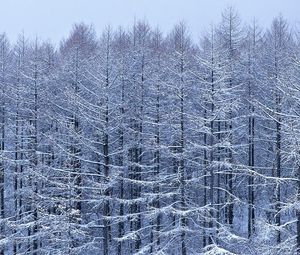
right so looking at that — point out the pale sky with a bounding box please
[0,0,299,44]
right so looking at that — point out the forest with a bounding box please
[0,6,300,255]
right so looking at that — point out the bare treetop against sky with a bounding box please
[1,0,299,43]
